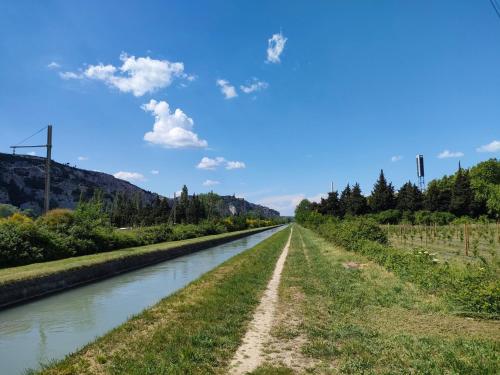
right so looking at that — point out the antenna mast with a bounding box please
[416,154,425,191]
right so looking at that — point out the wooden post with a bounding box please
[464,223,469,256]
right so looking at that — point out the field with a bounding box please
[386,223,500,264]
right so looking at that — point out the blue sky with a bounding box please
[0,1,499,215]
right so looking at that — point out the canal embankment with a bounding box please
[36,226,291,375]
[0,226,279,309]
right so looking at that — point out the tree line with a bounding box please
[107,185,271,227]
[300,158,499,223]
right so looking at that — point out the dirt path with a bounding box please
[228,228,293,374]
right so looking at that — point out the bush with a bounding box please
[37,209,75,231]
[372,209,402,224]
[317,218,388,249]
[0,200,276,268]
[0,204,19,218]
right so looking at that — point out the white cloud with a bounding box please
[113,171,145,182]
[59,71,83,80]
[257,192,322,216]
[61,53,188,96]
[477,140,500,153]
[266,32,287,63]
[216,79,238,99]
[27,151,36,156]
[203,179,220,186]
[197,156,226,170]
[391,155,403,162]
[142,99,208,148]
[226,161,246,170]
[77,156,89,161]
[151,170,160,175]
[240,79,269,94]
[438,150,464,159]
[47,62,60,69]
[196,156,246,170]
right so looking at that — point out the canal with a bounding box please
[0,226,284,374]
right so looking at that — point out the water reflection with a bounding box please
[0,227,284,375]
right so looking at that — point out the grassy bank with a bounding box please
[300,218,499,317]
[0,226,277,286]
[36,226,290,374]
[256,225,499,373]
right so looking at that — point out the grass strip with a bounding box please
[36,226,291,374]
[0,226,275,285]
[271,225,499,373]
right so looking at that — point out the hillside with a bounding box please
[0,153,279,217]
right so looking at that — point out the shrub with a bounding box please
[37,209,74,231]
[0,204,19,218]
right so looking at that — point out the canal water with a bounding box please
[0,226,285,375]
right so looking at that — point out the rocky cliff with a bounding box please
[0,153,280,217]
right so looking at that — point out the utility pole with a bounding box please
[10,125,53,214]
[44,125,52,213]
[173,192,176,224]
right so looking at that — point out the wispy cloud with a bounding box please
[47,61,60,69]
[151,170,160,175]
[476,140,500,153]
[142,99,208,149]
[113,171,145,182]
[59,53,191,97]
[226,161,246,170]
[216,79,238,99]
[391,155,403,162]
[240,78,268,94]
[203,179,220,186]
[60,71,82,80]
[438,150,464,159]
[266,32,287,63]
[77,156,89,161]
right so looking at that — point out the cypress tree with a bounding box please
[369,170,396,212]
[450,169,473,217]
[178,185,189,223]
[349,183,368,215]
[339,184,351,217]
[318,191,341,217]
[397,181,423,212]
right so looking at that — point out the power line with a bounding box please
[490,0,500,19]
[12,126,48,147]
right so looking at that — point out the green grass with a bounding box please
[0,226,274,285]
[267,225,499,373]
[37,226,291,374]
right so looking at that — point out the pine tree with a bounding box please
[369,170,396,212]
[397,181,423,212]
[348,183,368,215]
[450,169,473,217]
[339,184,351,217]
[177,185,189,223]
[318,191,341,217]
